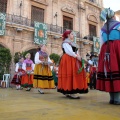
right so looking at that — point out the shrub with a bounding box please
[0,47,12,79]
[49,53,60,65]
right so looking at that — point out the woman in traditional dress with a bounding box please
[11,57,25,90]
[33,44,54,94]
[97,8,120,105]
[57,30,88,99]
[21,53,34,91]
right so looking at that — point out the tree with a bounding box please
[49,53,60,65]
[0,47,12,79]
[14,51,28,64]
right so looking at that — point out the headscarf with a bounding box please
[62,30,72,41]
[100,8,115,21]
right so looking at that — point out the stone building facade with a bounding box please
[0,0,103,73]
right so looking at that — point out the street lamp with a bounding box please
[54,12,58,26]
[19,1,22,17]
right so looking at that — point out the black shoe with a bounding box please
[65,94,71,98]
[109,100,114,104]
[26,88,31,91]
[114,101,120,105]
[38,89,44,94]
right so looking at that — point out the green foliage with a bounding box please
[14,51,28,64]
[0,47,12,79]
[49,53,60,65]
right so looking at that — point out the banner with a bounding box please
[93,36,100,53]
[0,13,6,36]
[34,22,47,45]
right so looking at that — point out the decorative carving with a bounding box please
[61,6,75,15]
[31,0,48,5]
[52,0,58,3]
[87,14,98,23]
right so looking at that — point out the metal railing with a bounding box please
[5,13,80,38]
[6,14,32,27]
[83,35,93,41]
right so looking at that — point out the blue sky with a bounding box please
[103,0,120,11]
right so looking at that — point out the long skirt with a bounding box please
[21,67,33,87]
[33,64,54,89]
[11,74,21,85]
[96,40,120,92]
[11,69,25,85]
[21,74,33,87]
[57,54,88,94]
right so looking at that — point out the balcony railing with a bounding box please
[83,35,93,41]
[6,13,80,38]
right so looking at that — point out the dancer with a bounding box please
[97,8,120,105]
[57,30,88,99]
[88,54,97,90]
[21,53,34,91]
[33,44,54,94]
[11,57,25,90]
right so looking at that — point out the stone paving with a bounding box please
[0,88,119,120]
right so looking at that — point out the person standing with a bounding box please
[97,8,120,105]
[11,57,25,90]
[33,44,54,94]
[57,30,88,99]
[88,54,97,90]
[21,53,34,91]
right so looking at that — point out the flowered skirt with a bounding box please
[57,54,88,94]
[33,64,54,89]
[97,40,120,92]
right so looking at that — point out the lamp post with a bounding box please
[20,1,22,17]
[54,12,58,26]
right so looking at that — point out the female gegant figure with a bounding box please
[97,8,120,105]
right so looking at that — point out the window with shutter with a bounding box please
[63,16,73,32]
[89,24,96,36]
[0,0,7,13]
[31,6,44,26]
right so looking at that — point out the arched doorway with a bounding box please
[26,49,37,63]
[0,44,5,48]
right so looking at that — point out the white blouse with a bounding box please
[34,52,53,64]
[22,63,35,71]
[62,43,77,58]
[15,63,26,72]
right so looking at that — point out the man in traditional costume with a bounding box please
[88,54,97,89]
